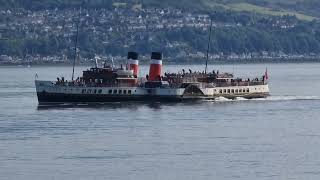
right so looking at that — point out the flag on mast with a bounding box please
[265,68,269,80]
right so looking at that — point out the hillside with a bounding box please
[0,0,319,20]
[1,0,320,63]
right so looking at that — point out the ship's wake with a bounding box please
[210,95,320,102]
[37,95,320,110]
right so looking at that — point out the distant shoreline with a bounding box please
[0,58,319,67]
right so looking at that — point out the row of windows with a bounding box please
[217,88,250,94]
[81,89,133,95]
[108,89,132,95]
[80,88,249,95]
[82,89,103,94]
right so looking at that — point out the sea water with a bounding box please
[1,63,320,180]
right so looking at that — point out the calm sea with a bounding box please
[1,63,320,180]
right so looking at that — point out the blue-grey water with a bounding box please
[1,63,320,180]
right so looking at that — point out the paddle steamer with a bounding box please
[35,52,269,104]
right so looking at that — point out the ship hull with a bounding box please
[35,80,270,105]
[37,93,184,104]
[37,92,269,105]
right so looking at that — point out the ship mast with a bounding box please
[72,7,81,81]
[205,17,213,74]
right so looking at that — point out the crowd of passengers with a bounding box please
[55,68,267,87]
[55,77,116,87]
[163,69,267,85]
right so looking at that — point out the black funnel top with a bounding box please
[127,52,139,60]
[151,52,162,60]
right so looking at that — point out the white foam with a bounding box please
[214,96,233,102]
[235,97,249,101]
[263,95,320,101]
[205,95,320,103]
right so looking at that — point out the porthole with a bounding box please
[247,89,250,93]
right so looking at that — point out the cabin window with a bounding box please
[113,90,117,94]
[128,90,132,94]
[239,89,242,93]
[247,88,250,93]
[94,89,97,94]
[227,89,231,93]
[87,89,92,94]
[82,89,86,94]
[235,89,238,93]
[219,89,222,94]
[223,89,226,93]
[123,90,127,94]
[231,89,234,93]
[98,89,102,94]
[108,90,112,94]
[119,90,122,94]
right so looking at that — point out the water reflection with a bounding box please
[36,101,194,110]
[36,99,261,111]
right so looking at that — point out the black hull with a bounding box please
[37,92,269,105]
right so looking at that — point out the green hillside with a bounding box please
[1,0,320,59]
[0,0,319,21]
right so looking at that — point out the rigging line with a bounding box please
[72,7,81,81]
[205,17,213,74]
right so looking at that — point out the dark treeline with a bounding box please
[0,0,208,10]
[2,0,320,17]
[0,0,113,10]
